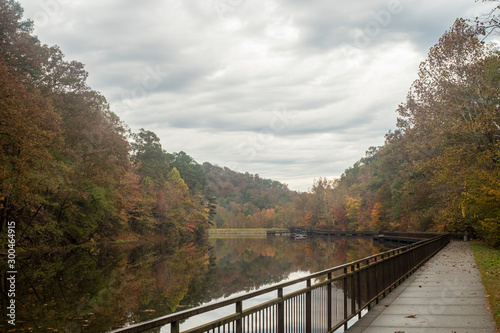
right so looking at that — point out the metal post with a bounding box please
[171,321,180,333]
[327,272,332,329]
[381,253,386,295]
[351,265,356,316]
[278,288,284,333]
[236,301,243,333]
[356,263,361,318]
[365,259,371,311]
[306,279,311,333]
[374,256,379,305]
[343,267,348,330]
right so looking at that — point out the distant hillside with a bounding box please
[202,163,298,228]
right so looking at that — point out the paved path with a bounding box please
[347,241,497,333]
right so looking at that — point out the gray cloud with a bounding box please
[19,0,497,191]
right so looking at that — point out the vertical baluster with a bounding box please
[334,280,338,326]
[265,307,267,333]
[274,304,277,333]
[278,287,284,333]
[262,308,264,333]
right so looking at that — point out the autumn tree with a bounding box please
[397,19,500,244]
[299,19,499,245]
[0,61,61,240]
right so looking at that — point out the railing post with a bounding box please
[390,251,394,291]
[171,321,180,333]
[327,272,332,329]
[351,265,356,316]
[306,279,311,333]
[381,253,386,296]
[373,255,379,305]
[343,266,348,330]
[278,287,284,333]
[365,259,370,311]
[356,263,361,318]
[236,301,243,333]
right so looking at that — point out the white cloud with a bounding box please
[18,0,497,191]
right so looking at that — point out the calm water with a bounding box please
[0,235,390,332]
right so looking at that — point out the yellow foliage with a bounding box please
[345,195,361,220]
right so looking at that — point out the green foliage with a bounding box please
[203,163,297,229]
[131,129,170,185]
[167,151,207,193]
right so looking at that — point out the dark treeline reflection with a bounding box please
[0,237,388,332]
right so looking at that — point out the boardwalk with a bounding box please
[347,241,497,333]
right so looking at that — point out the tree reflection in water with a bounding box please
[0,236,388,332]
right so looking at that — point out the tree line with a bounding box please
[1,1,499,248]
[0,1,216,247]
[0,0,299,248]
[301,19,500,247]
[208,17,500,248]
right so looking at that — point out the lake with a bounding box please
[0,235,391,332]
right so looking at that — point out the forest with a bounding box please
[301,19,500,247]
[1,0,499,248]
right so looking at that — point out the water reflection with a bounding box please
[0,236,388,332]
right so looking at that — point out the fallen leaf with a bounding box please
[405,314,417,318]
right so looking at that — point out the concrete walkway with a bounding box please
[347,241,497,333]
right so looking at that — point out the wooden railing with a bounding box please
[109,234,450,333]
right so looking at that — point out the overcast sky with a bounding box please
[19,0,495,191]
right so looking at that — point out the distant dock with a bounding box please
[208,228,289,236]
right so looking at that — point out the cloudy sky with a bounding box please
[19,0,495,191]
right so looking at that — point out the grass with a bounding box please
[471,241,500,331]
